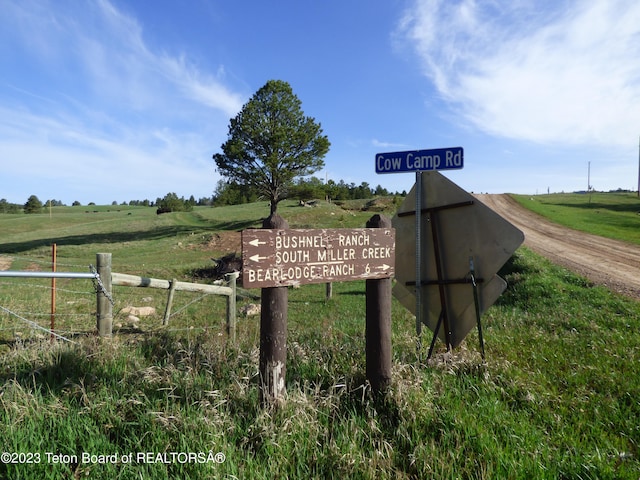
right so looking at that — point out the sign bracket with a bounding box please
[406,277,485,286]
[396,200,475,218]
[401,199,486,358]
[409,186,476,360]
[429,206,452,352]
[423,263,486,360]
[406,268,487,358]
[407,269,487,360]
[469,257,486,361]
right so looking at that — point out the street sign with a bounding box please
[392,171,524,348]
[375,147,463,174]
[242,228,395,288]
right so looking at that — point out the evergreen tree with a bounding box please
[213,80,330,215]
[24,195,43,214]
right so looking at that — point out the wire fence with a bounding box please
[0,253,239,345]
[0,269,96,343]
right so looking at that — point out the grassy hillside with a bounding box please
[0,199,399,275]
[1,198,639,479]
[512,192,640,245]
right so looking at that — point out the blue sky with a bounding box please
[1,0,640,205]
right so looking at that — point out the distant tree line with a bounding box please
[4,179,403,215]
[3,193,215,214]
[212,176,405,207]
[0,198,22,213]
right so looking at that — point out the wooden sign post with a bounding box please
[258,214,289,407]
[243,216,395,406]
[365,215,392,393]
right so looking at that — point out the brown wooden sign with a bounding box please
[242,228,395,288]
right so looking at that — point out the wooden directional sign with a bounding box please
[242,228,395,288]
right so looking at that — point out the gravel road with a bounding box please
[476,194,640,299]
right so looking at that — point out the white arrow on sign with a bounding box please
[249,238,267,247]
[376,264,392,271]
[249,254,268,262]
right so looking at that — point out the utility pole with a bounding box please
[588,161,591,192]
[637,136,639,197]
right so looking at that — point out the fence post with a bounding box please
[259,213,289,407]
[163,279,178,326]
[96,253,113,337]
[50,243,57,343]
[365,214,392,394]
[226,271,239,343]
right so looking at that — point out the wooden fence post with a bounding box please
[163,278,178,326]
[365,214,392,394]
[259,213,289,407]
[226,271,239,343]
[96,253,113,337]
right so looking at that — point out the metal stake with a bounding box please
[415,171,422,361]
[469,257,485,360]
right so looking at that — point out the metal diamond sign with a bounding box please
[392,171,524,348]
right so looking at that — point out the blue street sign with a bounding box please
[375,147,464,174]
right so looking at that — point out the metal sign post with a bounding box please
[414,171,422,359]
[376,147,464,360]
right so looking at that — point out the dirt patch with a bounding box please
[198,231,242,253]
[0,256,12,271]
[0,257,44,272]
[476,194,640,299]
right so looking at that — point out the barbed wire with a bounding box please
[2,311,92,318]
[167,292,213,319]
[2,253,215,271]
[1,254,199,272]
[0,305,78,344]
[164,325,223,333]
[0,279,218,317]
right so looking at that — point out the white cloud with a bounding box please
[160,55,244,117]
[2,0,244,116]
[0,106,220,204]
[398,0,640,148]
[371,139,411,150]
[89,0,244,116]
[0,0,243,203]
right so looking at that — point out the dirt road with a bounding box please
[476,194,640,299]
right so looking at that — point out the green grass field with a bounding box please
[1,197,639,479]
[512,192,640,245]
